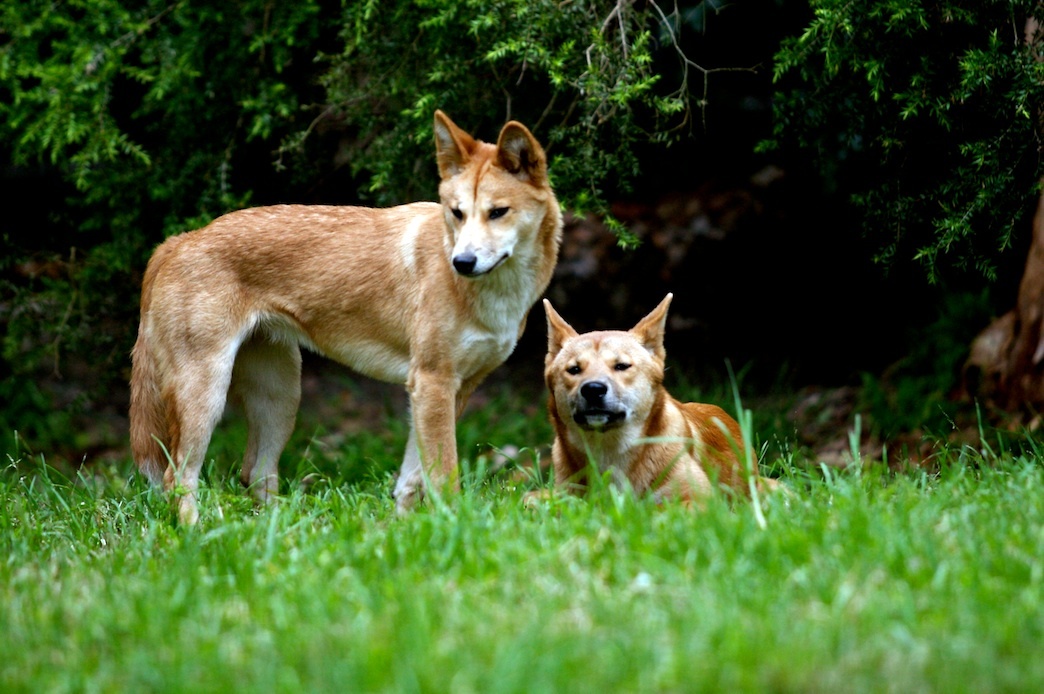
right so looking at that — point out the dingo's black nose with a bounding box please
[580,381,608,402]
[453,252,477,275]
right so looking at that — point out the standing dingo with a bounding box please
[130,111,562,523]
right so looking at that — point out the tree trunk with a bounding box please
[962,17,1044,417]
[964,185,1044,414]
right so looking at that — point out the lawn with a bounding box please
[2,383,1043,693]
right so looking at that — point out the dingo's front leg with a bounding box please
[393,368,460,512]
[393,424,424,512]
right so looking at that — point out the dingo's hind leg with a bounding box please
[230,335,302,503]
[164,347,238,525]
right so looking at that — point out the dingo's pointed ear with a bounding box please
[434,110,477,178]
[497,121,547,184]
[544,299,578,357]
[630,293,673,361]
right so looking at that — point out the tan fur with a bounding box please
[130,111,562,523]
[542,294,772,503]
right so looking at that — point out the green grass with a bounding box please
[3,387,1044,693]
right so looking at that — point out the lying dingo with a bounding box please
[542,294,773,502]
[130,110,562,523]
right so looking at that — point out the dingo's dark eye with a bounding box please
[489,207,509,220]
[614,363,631,371]
[452,208,463,220]
[566,364,582,375]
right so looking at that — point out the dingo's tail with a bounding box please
[130,323,169,485]
[129,239,180,486]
